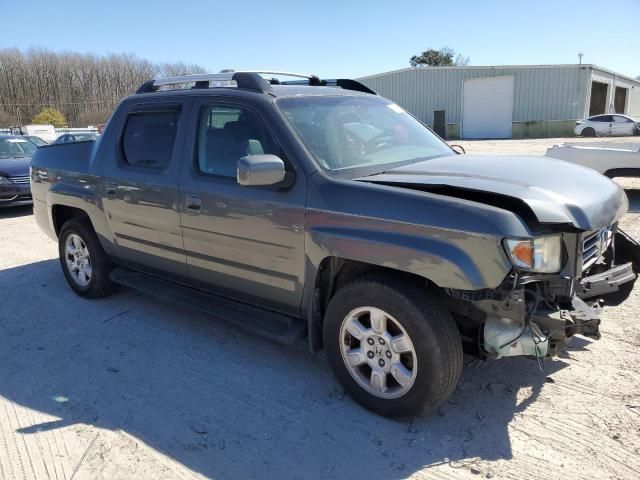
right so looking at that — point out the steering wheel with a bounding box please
[364,132,394,153]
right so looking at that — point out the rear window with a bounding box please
[122,110,179,169]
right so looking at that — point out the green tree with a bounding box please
[32,107,67,127]
[410,47,469,67]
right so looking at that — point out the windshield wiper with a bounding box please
[358,171,387,178]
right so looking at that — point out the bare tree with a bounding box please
[0,49,206,127]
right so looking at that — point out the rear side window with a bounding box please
[122,110,180,169]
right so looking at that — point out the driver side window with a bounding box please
[196,105,279,178]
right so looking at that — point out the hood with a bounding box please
[0,155,31,178]
[356,155,627,231]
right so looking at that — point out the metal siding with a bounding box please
[590,67,640,116]
[629,86,640,117]
[359,66,592,123]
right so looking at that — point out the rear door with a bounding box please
[101,100,190,280]
[178,98,307,315]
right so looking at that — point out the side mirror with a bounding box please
[450,144,466,155]
[237,154,286,186]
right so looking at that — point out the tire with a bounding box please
[582,127,596,137]
[323,274,463,417]
[58,218,113,298]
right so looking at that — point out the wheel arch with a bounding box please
[306,256,444,353]
[51,204,93,238]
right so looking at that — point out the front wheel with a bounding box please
[582,127,596,137]
[59,218,113,298]
[323,274,463,417]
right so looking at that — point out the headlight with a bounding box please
[504,235,563,273]
[0,176,11,185]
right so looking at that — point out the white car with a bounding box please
[575,114,639,137]
[546,144,640,178]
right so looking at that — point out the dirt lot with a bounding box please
[1,137,640,479]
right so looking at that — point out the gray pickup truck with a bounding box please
[30,71,640,417]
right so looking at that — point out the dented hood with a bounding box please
[357,154,628,230]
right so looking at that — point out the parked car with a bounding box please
[24,135,48,147]
[53,133,97,144]
[546,144,640,178]
[0,135,36,207]
[30,71,640,417]
[9,124,58,143]
[575,114,640,137]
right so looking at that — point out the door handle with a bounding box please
[105,181,117,195]
[186,194,202,213]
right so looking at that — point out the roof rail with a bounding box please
[135,70,376,95]
[280,78,376,95]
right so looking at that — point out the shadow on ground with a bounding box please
[0,205,33,219]
[0,259,574,479]
[624,188,640,213]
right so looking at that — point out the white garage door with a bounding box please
[462,76,514,139]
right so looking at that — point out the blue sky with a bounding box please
[1,0,638,79]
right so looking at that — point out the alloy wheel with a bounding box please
[64,233,93,287]
[339,306,417,399]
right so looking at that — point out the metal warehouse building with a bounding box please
[358,64,640,139]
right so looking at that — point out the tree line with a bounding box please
[0,48,205,127]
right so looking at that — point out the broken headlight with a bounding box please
[504,234,563,273]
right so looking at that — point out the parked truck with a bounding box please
[10,124,57,144]
[30,71,640,417]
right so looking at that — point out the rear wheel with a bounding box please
[323,274,463,417]
[59,218,113,298]
[582,127,596,137]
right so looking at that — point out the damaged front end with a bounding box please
[447,228,640,360]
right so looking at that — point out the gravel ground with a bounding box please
[1,137,639,479]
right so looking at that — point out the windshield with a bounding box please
[0,137,37,158]
[25,136,47,146]
[277,95,453,175]
[74,134,97,141]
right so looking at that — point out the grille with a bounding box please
[582,227,613,270]
[9,175,30,185]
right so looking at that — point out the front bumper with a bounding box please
[0,183,32,207]
[481,230,640,359]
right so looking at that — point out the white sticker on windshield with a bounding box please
[7,139,27,143]
[387,103,405,114]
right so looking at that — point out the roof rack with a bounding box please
[135,70,376,95]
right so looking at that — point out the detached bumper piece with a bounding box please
[578,262,636,300]
[577,230,640,305]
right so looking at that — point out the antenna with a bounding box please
[578,52,584,65]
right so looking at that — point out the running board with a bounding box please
[109,268,306,344]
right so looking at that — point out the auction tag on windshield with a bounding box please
[387,103,405,114]
[7,139,27,143]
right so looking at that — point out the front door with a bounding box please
[612,115,634,136]
[101,100,189,279]
[179,99,307,315]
